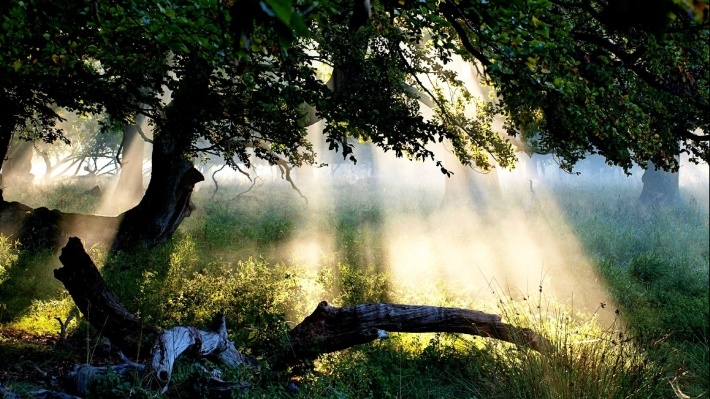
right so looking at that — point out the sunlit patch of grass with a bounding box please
[181,186,306,262]
[0,249,66,323]
[470,296,671,399]
[0,237,84,336]
[5,297,77,336]
[3,179,104,214]
[317,262,390,306]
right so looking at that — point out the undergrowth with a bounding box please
[0,177,707,398]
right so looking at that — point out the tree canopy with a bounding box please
[1,0,708,177]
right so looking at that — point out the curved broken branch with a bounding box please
[287,301,553,363]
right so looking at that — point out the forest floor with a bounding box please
[0,169,708,398]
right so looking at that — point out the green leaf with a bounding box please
[262,0,293,26]
[290,14,309,37]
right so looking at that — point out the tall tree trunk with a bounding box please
[638,161,680,205]
[111,61,208,252]
[0,98,20,176]
[111,129,203,251]
[2,139,34,186]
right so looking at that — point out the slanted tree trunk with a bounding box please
[54,237,160,359]
[0,189,120,251]
[638,161,680,205]
[288,301,551,363]
[55,238,251,392]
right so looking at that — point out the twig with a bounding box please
[232,177,259,200]
[55,308,78,340]
[211,164,227,200]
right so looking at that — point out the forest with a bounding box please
[0,0,708,397]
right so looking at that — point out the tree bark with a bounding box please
[288,301,552,363]
[0,98,20,175]
[54,237,160,359]
[638,161,680,205]
[111,60,208,252]
[110,130,203,251]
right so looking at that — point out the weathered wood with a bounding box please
[288,301,552,361]
[151,314,250,390]
[54,237,160,359]
[55,238,250,393]
[55,239,551,396]
[66,359,146,396]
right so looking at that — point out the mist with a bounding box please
[4,58,708,331]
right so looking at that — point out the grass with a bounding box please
[0,172,708,398]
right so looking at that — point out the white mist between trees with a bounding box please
[12,54,709,330]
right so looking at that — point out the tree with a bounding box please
[0,0,166,167]
[639,161,681,205]
[436,0,708,172]
[1,137,34,186]
[1,0,707,250]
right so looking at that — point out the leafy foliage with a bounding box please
[4,0,706,178]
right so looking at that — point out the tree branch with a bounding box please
[572,32,710,112]
[287,301,553,362]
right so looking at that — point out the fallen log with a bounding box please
[54,237,551,395]
[54,237,250,392]
[288,301,553,362]
[54,237,159,359]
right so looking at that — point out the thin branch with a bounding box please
[276,158,308,204]
[232,176,259,200]
[572,32,710,112]
[135,125,153,144]
[440,2,491,67]
[211,163,227,200]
